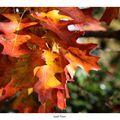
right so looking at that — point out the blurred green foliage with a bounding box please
[65,57,120,112]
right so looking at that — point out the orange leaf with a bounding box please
[0,33,30,57]
[62,46,100,78]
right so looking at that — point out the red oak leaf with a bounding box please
[31,11,83,42]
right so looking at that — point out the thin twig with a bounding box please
[83,30,120,40]
[12,8,28,53]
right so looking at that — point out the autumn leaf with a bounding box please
[61,46,100,79]
[100,7,120,24]
[33,51,65,112]
[31,11,83,42]
[34,50,63,103]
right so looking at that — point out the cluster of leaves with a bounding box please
[0,7,119,113]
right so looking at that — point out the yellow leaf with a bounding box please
[34,50,62,90]
[41,10,73,22]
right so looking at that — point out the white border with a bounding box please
[0,0,120,7]
[0,113,120,120]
